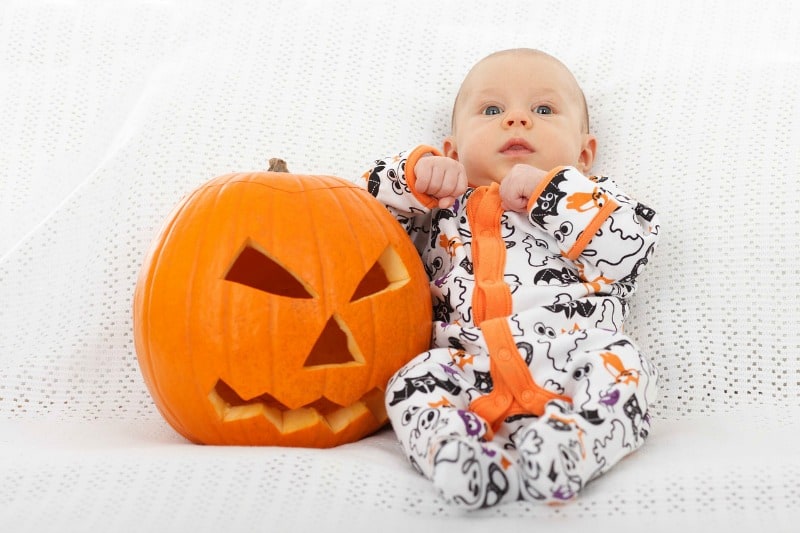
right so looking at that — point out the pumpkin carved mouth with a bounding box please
[208,379,387,433]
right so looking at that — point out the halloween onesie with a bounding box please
[360,145,661,508]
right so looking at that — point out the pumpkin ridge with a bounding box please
[199,183,235,444]
[134,188,201,439]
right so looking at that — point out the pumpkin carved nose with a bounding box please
[304,314,364,368]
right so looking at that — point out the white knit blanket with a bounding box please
[1,1,798,531]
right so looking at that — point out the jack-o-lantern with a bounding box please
[133,167,431,447]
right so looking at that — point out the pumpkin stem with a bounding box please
[268,158,289,173]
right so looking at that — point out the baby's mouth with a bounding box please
[500,139,534,155]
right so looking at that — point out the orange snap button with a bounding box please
[497,349,511,361]
[521,389,536,404]
[494,393,510,406]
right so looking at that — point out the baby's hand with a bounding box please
[414,155,467,209]
[499,164,549,212]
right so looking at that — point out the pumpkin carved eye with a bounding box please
[224,241,316,298]
[350,244,410,302]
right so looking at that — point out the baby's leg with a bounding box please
[385,348,520,509]
[516,330,658,502]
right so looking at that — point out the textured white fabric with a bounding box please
[1,0,798,531]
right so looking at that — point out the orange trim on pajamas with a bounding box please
[469,318,572,434]
[564,198,619,261]
[525,166,567,212]
[466,184,572,433]
[466,183,512,325]
[404,145,441,209]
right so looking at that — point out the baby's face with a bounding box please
[445,52,595,187]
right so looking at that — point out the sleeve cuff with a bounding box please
[525,166,567,212]
[525,166,620,261]
[405,145,442,209]
[563,197,619,260]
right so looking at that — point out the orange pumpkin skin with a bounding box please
[133,172,432,447]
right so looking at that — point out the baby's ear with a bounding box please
[577,133,597,174]
[443,136,459,160]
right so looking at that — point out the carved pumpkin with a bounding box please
[133,169,431,447]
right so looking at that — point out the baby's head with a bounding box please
[444,48,597,187]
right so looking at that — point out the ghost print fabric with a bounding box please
[360,145,660,509]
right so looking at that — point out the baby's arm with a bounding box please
[503,165,660,284]
[361,145,466,213]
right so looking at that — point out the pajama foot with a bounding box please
[516,406,590,503]
[431,437,519,509]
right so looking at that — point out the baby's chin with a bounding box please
[466,173,503,188]
[504,158,576,176]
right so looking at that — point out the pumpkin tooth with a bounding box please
[322,402,369,433]
[361,388,388,423]
[282,408,322,433]
[229,403,283,427]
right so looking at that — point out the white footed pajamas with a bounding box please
[360,145,660,508]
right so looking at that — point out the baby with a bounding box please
[360,48,660,509]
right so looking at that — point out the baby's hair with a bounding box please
[450,48,590,134]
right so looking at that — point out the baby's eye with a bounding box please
[533,105,553,115]
[482,105,503,116]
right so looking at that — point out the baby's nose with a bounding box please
[504,109,531,127]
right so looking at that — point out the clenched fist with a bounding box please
[414,155,468,209]
[499,164,549,212]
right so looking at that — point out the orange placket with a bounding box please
[469,318,572,435]
[466,184,511,325]
[466,184,571,435]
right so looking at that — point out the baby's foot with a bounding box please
[431,436,519,509]
[516,411,588,503]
